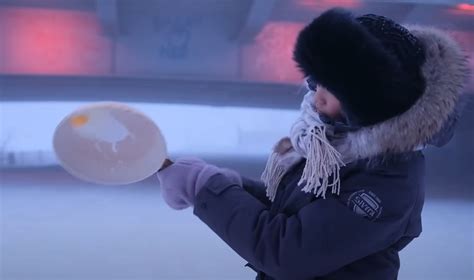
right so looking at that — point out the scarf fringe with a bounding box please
[297,125,345,199]
[261,151,287,202]
[261,90,346,202]
[261,125,345,201]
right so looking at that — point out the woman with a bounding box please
[157,8,470,280]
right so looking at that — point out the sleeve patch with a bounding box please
[347,189,383,221]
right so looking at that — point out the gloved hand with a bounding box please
[156,157,242,210]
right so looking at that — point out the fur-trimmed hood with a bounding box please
[335,26,471,162]
[262,24,469,201]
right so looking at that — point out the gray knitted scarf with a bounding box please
[261,90,347,201]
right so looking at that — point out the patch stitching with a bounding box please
[347,189,383,221]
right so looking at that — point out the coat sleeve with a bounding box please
[193,170,420,279]
[241,176,272,207]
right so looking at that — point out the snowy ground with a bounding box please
[1,171,473,280]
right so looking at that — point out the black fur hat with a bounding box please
[293,8,427,126]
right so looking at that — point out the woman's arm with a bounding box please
[157,157,420,278]
[240,176,272,207]
[193,171,419,279]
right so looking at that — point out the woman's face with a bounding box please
[313,85,342,120]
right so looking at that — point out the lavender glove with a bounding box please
[156,157,242,210]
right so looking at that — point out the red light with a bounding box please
[457,3,474,12]
[450,3,474,15]
[0,7,112,75]
[241,22,305,84]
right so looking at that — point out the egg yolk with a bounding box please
[70,115,89,127]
